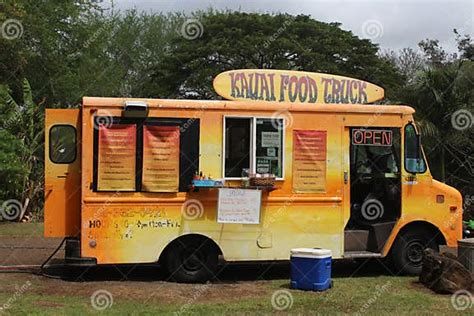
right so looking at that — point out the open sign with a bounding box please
[352,129,392,146]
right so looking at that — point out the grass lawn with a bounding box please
[0,222,43,237]
[0,222,471,314]
[0,273,471,315]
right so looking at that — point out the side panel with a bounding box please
[80,107,346,263]
[44,109,81,237]
[80,105,406,264]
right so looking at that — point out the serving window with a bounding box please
[224,117,284,179]
[93,117,199,192]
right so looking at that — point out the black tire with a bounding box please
[391,229,438,275]
[164,236,218,283]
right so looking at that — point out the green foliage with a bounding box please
[0,0,103,106]
[393,34,474,197]
[147,12,402,99]
[1,1,182,106]
[0,130,26,201]
[0,79,44,215]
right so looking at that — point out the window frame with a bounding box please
[49,124,77,164]
[222,115,285,180]
[403,123,427,174]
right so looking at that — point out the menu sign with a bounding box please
[97,124,136,191]
[292,130,327,193]
[142,126,180,192]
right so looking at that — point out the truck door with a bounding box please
[344,127,402,255]
[44,109,81,237]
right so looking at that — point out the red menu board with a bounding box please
[142,126,180,192]
[97,124,137,191]
[292,130,327,193]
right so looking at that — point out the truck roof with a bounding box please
[83,97,415,115]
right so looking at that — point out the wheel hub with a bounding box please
[182,248,204,272]
[406,241,424,264]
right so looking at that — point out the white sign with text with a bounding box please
[217,188,262,224]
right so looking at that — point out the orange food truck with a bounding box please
[44,69,462,282]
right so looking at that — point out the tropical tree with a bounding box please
[396,35,473,193]
[1,1,184,107]
[146,12,402,100]
[0,79,44,220]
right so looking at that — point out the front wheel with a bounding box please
[391,229,438,275]
[163,236,218,283]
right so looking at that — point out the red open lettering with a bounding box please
[352,129,393,146]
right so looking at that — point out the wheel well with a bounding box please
[395,221,447,245]
[158,234,223,264]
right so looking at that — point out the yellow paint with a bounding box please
[44,96,462,266]
[213,69,384,104]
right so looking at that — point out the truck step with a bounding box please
[344,230,369,252]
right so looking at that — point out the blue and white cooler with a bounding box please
[290,248,332,291]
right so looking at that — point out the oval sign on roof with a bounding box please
[213,69,384,104]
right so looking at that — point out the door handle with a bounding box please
[344,171,348,184]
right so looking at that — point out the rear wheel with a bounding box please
[164,236,218,283]
[391,229,438,275]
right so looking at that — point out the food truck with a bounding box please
[44,69,462,282]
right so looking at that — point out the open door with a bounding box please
[344,127,401,256]
[44,109,81,237]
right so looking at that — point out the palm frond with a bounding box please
[0,85,19,109]
[416,118,439,137]
[22,79,33,108]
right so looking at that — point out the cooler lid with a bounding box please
[458,238,474,248]
[291,248,332,257]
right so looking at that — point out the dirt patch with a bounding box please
[0,271,273,306]
[149,281,273,304]
[410,279,438,294]
[34,280,272,304]
[410,279,474,295]
[0,237,64,266]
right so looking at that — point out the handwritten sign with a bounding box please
[217,188,262,224]
[97,124,136,191]
[352,129,392,146]
[213,69,384,104]
[292,130,327,193]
